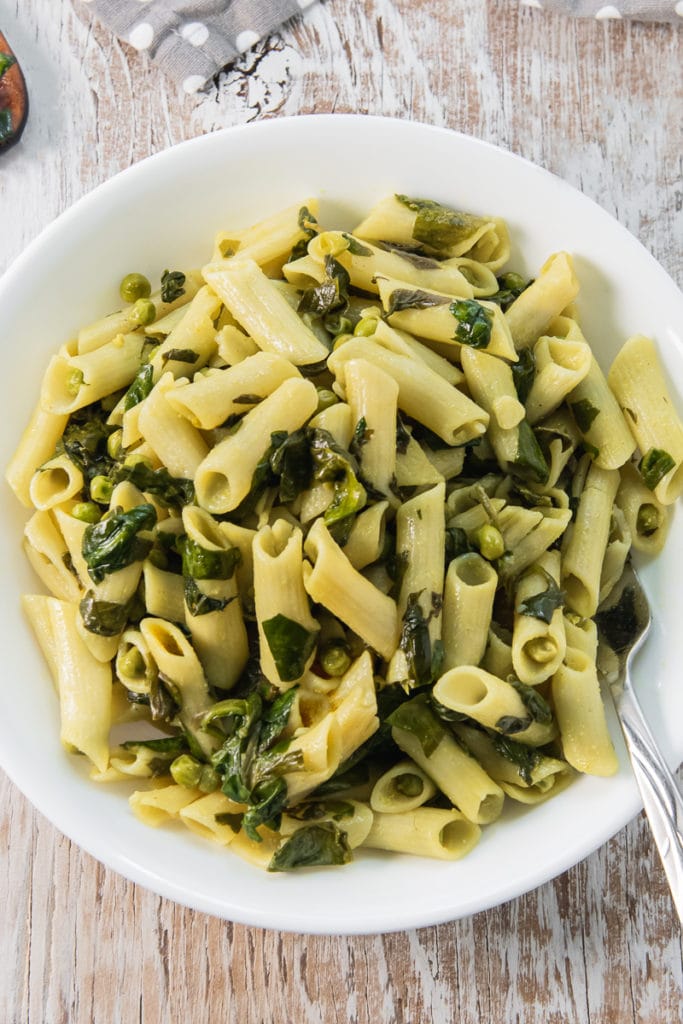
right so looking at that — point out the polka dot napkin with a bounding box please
[78,0,318,94]
[79,0,681,95]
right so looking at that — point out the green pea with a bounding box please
[316,388,339,414]
[65,367,84,397]
[637,503,660,537]
[71,501,102,524]
[394,772,424,798]
[90,474,114,504]
[131,298,156,327]
[199,765,220,793]
[353,316,377,337]
[118,646,146,680]
[474,523,505,561]
[319,643,352,678]
[170,754,203,789]
[120,272,152,303]
[107,429,123,460]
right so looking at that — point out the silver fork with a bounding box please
[596,562,683,924]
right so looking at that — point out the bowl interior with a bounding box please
[2,115,683,934]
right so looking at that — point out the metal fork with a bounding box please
[596,562,683,924]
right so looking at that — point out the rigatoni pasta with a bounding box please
[8,193,683,874]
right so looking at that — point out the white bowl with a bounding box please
[2,115,683,935]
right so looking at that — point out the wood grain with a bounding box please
[2,1,682,1021]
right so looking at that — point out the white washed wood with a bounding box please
[1,1,682,1022]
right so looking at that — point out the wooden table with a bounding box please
[2,1,682,1020]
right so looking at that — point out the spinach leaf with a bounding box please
[388,694,446,758]
[211,692,302,842]
[638,447,675,491]
[511,348,536,404]
[262,614,319,682]
[179,536,241,580]
[61,408,114,483]
[160,270,186,304]
[112,461,195,508]
[450,299,493,349]
[122,363,154,412]
[288,205,319,261]
[517,568,565,624]
[342,233,373,257]
[386,288,449,316]
[269,428,312,503]
[161,348,198,367]
[298,256,350,316]
[514,420,549,484]
[377,241,441,270]
[120,736,189,776]
[396,414,411,455]
[489,272,530,311]
[79,592,131,636]
[268,821,352,871]
[570,398,600,433]
[398,592,443,689]
[510,678,553,725]
[445,526,475,561]
[309,427,367,525]
[82,503,157,584]
[495,714,532,735]
[184,577,232,617]
[228,430,287,519]
[489,732,541,785]
[287,799,355,822]
[396,195,487,251]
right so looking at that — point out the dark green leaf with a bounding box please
[342,234,373,256]
[61,409,114,483]
[298,256,350,317]
[517,568,565,624]
[638,448,675,491]
[388,694,446,758]
[445,526,474,560]
[82,503,157,584]
[161,348,198,367]
[122,363,154,412]
[258,687,298,752]
[288,205,319,261]
[269,428,312,503]
[396,195,487,252]
[228,430,287,520]
[179,536,241,580]
[511,348,536,404]
[398,593,433,688]
[495,714,532,735]
[287,799,355,822]
[595,583,639,656]
[79,592,131,636]
[570,398,600,433]
[160,270,186,304]
[489,732,541,785]
[184,577,232,616]
[243,777,289,841]
[490,272,530,311]
[0,109,13,145]
[308,427,367,525]
[377,241,441,269]
[450,299,493,349]
[396,415,411,455]
[112,461,195,508]
[262,614,319,682]
[268,821,352,871]
[120,735,189,776]
[387,288,449,316]
[510,678,553,725]
[232,393,263,405]
[514,420,549,484]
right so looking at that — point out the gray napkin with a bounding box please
[521,0,682,20]
[77,0,318,93]
[77,0,682,94]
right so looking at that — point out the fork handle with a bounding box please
[618,685,683,925]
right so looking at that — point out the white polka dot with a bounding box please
[183,74,206,94]
[595,5,622,17]
[235,30,260,52]
[181,22,209,47]
[675,0,683,16]
[128,22,154,50]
